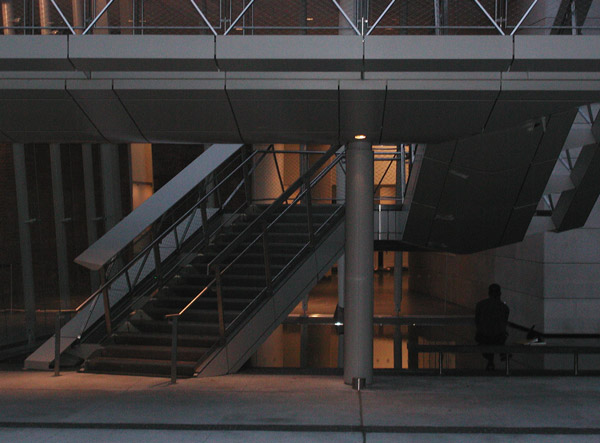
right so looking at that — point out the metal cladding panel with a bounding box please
[515,160,557,208]
[0,79,102,142]
[532,109,579,163]
[114,79,241,144]
[67,80,147,143]
[500,204,539,247]
[68,36,217,71]
[216,36,363,72]
[0,130,12,142]
[513,36,600,72]
[339,81,386,143]
[553,143,600,232]
[401,202,437,248]
[365,36,513,71]
[0,36,72,71]
[227,80,338,144]
[486,75,600,131]
[383,78,499,142]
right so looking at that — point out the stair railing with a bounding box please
[73,145,281,344]
[165,144,345,382]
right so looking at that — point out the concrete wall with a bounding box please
[409,199,600,335]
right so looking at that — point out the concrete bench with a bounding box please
[408,344,600,375]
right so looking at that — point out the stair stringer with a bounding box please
[195,218,345,377]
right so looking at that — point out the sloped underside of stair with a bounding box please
[84,204,344,378]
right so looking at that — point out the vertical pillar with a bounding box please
[38,0,52,35]
[12,144,36,345]
[50,144,71,309]
[344,140,374,385]
[2,0,15,34]
[82,144,100,290]
[71,0,84,33]
[100,144,122,232]
[336,147,346,368]
[338,0,357,35]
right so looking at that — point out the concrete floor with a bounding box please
[1,369,600,442]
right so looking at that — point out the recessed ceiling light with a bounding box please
[354,134,367,140]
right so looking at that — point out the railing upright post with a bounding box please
[171,316,178,384]
[574,352,579,375]
[99,271,112,335]
[153,241,162,284]
[262,221,273,294]
[214,266,226,344]
[242,148,252,205]
[54,312,61,376]
[439,352,443,375]
[304,176,315,246]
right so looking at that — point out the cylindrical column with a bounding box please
[71,0,84,34]
[2,0,15,35]
[100,144,123,232]
[82,144,100,290]
[39,0,53,35]
[338,0,357,35]
[343,140,374,386]
[336,147,346,368]
[12,144,36,345]
[50,144,71,310]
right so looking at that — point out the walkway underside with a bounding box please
[1,36,600,144]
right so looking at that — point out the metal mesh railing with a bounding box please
[2,0,599,36]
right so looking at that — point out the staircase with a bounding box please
[84,204,343,377]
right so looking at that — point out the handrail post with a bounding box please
[170,316,178,384]
[214,265,226,344]
[152,242,162,285]
[304,176,315,246]
[242,148,252,205]
[574,352,579,376]
[99,271,112,335]
[262,221,273,294]
[438,352,443,375]
[505,352,510,376]
[54,312,61,376]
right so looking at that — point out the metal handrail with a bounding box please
[73,146,262,340]
[208,144,341,273]
[165,144,344,383]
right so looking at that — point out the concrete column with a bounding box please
[82,144,100,290]
[336,147,346,368]
[252,144,283,204]
[38,0,52,35]
[49,144,71,309]
[12,144,36,345]
[338,0,357,35]
[71,0,84,34]
[2,0,15,34]
[100,144,123,232]
[343,140,374,386]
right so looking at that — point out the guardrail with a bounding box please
[1,0,598,36]
[166,144,344,383]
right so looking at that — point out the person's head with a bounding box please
[488,283,501,298]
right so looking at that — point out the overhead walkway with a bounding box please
[1,36,600,144]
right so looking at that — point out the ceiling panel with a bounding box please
[115,79,240,144]
[67,80,147,143]
[339,81,386,143]
[227,80,338,144]
[0,80,102,143]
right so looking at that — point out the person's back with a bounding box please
[475,296,509,341]
[475,283,509,370]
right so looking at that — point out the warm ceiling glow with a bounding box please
[354,134,367,140]
[306,17,314,21]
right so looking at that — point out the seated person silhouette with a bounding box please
[475,284,509,370]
